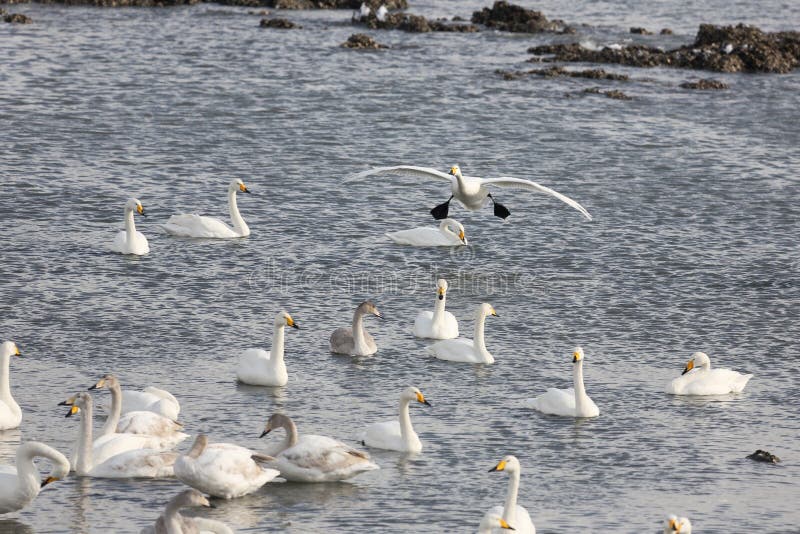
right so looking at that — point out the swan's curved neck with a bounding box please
[281,418,299,450]
[502,467,521,524]
[101,384,123,437]
[270,323,286,368]
[228,187,249,235]
[352,311,369,354]
[432,293,446,325]
[163,497,189,531]
[0,353,17,407]
[473,311,490,359]
[14,443,48,497]
[573,360,589,415]
[398,398,415,445]
[124,207,136,243]
[75,403,94,475]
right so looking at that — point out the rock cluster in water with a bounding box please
[261,0,405,8]
[529,23,800,73]
[341,33,387,48]
[356,12,478,33]
[471,1,573,34]
[259,16,300,28]
[679,78,729,90]
[747,449,780,463]
[497,65,629,81]
[3,10,33,22]
[581,87,632,100]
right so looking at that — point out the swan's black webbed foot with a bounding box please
[430,196,453,220]
[488,194,510,219]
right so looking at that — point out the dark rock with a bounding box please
[341,33,387,48]
[471,1,570,34]
[357,12,478,33]
[4,12,32,22]
[452,15,464,21]
[259,17,300,28]
[747,450,780,463]
[660,28,673,35]
[264,0,405,8]
[582,87,632,100]
[498,65,629,81]
[528,23,800,73]
[680,78,729,90]
[630,27,652,35]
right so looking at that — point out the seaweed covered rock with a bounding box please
[747,450,780,463]
[582,87,632,100]
[498,65,629,81]
[264,0,406,8]
[4,12,33,22]
[529,23,800,73]
[358,12,478,33]
[629,27,652,35]
[680,78,729,90]
[471,1,571,34]
[260,17,300,28]
[341,33,387,48]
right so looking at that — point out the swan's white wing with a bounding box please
[90,449,177,478]
[347,165,456,184]
[192,517,235,534]
[278,435,377,480]
[481,177,592,220]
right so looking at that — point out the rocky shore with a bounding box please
[472,1,573,34]
[341,33,387,48]
[355,12,478,33]
[497,65,629,81]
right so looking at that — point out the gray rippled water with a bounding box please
[1,0,799,532]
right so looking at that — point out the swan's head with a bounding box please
[402,386,431,406]
[231,179,251,194]
[275,310,299,329]
[357,301,382,319]
[88,374,119,391]
[448,165,462,178]
[173,489,212,510]
[682,352,710,375]
[436,279,448,300]
[0,341,21,358]
[489,455,520,474]
[664,515,691,533]
[260,413,294,438]
[125,198,146,217]
[480,513,515,531]
[572,347,585,363]
[61,392,91,417]
[439,219,467,244]
[478,303,497,318]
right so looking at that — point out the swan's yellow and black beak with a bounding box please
[416,391,431,406]
[458,229,466,243]
[490,307,498,317]
[88,377,106,391]
[499,518,515,530]
[573,351,582,363]
[41,476,59,488]
[14,346,21,357]
[448,166,458,175]
[489,459,506,472]
[286,316,299,329]
[65,405,80,418]
[239,182,251,194]
[438,286,445,300]
[682,359,694,375]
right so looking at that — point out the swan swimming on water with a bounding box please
[664,514,692,533]
[483,455,535,534]
[236,311,299,387]
[386,218,467,246]
[524,347,600,418]
[348,164,592,221]
[258,413,379,482]
[362,386,430,453]
[0,341,22,431]
[162,179,252,238]
[110,198,149,255]
[330,301,382,356]
[413,279,459,340]
[665,352,752,395]
[427,303,496,364]
[141,489,233,534]
[174,434,280,499]
[0,441,70,514]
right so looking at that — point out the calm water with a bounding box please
[1,1,799,532]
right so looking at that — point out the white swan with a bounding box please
[0,441,70,514]
[524,347,600,418]
[362,387,430,453]
[174,434,280,499]
[330,301,382,356]
[478,513,515,534]
[89,375,188,448]
[348,164,592,221]
[413,279,459,340]
[259,413,378,482]
[664,515,692,533]
[427,303,496,364]
[236,311,299,387]
[483,455,535,534]
[386,218,467,247]
[162,179,251,238]
[120,386,180,421]
[665,352,752,395]
[110,198,149,255]
[64,392,177,478]
[141,489,234,534]
[0,341,22,431]
[376,4,387,21]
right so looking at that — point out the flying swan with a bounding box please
[161,179,252,238]
[348,164,592,221]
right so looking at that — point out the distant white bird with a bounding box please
[376,4,388,21]
[722,43,733,54]
[664,514,692,533]
[110,198,149,255]
[348,164,592,221]
[386,218,467,247]
[358,2,370,19]
[665,352,752,395]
